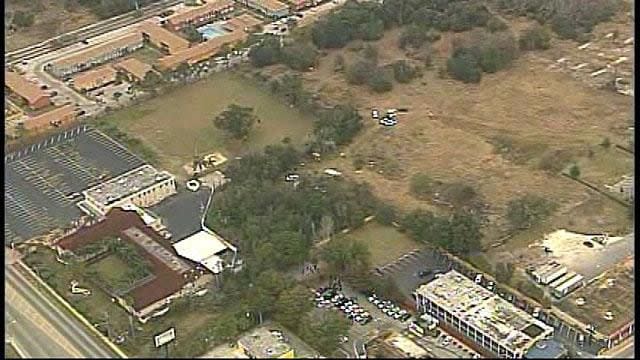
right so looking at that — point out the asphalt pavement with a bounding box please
[5,254,119,358]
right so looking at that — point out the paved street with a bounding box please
[5,253,119,358]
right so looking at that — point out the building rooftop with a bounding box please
[251,0,289,12]
[72,65,118,90]
[83,164,174,207]
[167,0,235,27]
[157,29,245,70]
[237,326,292,358]
[5,70,50,106]
[416,270,554,354]
[24,105,76,130]
[557,256,634,337]
[524,339,567,359]
[138,21,190,54]
[224,13,263,32]
[114,58,154,81]
[51,32,143,68]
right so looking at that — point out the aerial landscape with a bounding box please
[3,0,634,358]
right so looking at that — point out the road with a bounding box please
[5,252,120,358]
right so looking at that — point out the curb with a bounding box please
[17,260,128,358]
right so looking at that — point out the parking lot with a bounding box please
[4,125,146,244]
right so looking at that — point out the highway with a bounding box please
[5,0,182,64]
[5,252,120,358]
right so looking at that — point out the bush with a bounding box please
[568,164,581,179]
[486,16,509,32]
[600,137,611,149]
[249,37,281,67]
[409,173,434,200]
[447,48,482,83]
[393,60,419,83]
[367,69,393,93]
[506,195,556,230]
[346,60,376,85]
[399,25,428,49]
[375,204,397,225]
[13,10,35,28]
[280,42,319,71]
[519,25,551,51]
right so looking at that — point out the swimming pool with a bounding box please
[197,23,229,40]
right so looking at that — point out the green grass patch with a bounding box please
[130,46,163,65]
[345,222,420,267]
[575,146,633,187]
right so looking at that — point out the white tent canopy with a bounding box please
[172,229,233,273]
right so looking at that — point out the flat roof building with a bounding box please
[5,70,51,110]
[415,270,554,358]
[139,21,190,54]
[166,0,235,31]
[71,65,118,91]
[80,164,177,216]
[47,32,144,78]
[114,58,154,82]
[237,327,295,358]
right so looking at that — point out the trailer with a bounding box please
[547,272,576,289]
[533,262,569,285]
[551,273,584,298]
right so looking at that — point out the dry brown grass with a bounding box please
[300,19,632,249]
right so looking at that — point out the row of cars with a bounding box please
[372,108,400,126]
[366,293,411,322]
[314,287,373,325]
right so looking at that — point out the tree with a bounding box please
[367,69,393,93]
[569,164,581,179]
[141,70,163,89]
[447,48,482,83]
[486,16,508,32]
[213,104,258,140]
[399,24,428,49]
[313,104,363,146]
[494,262,514,284]
[393,60,419,83]
[280,42,319,71]
[441,182,477,208]
[299,311,350,356]
[375,204,397,226]
[272,231,309,269]
[505,195,556,230]
[600,137,611,149]
[274,285,314,332]
[409,173,434,200]
[346,60,376,85]
[249,36,281,67]
[447,211,482,255]
[321,238,371,277]
[183,25,203,43]
[13,10,35,28]
[519,25,551,51]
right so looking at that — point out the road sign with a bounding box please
[154,328,175,348]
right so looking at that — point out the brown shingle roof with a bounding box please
[157,30,246,70]
[114,58,154,81]
[5,70,50,106]
[167,0,235,27]
[52,32,143,68]
[251,0,289,12]
[25,105,76,130]
[72,66,118,91]
[138,21,190,54]
[224,13,263,32]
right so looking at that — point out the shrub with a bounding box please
[367,69,393,93]
[447,48,482,83]
[506,194,556,230]
[568,164,581,179]
[600,137,611,149]
[409,173,435,200]
[519,25,552,51]
[486,16,509,32]
[393,60,419,83]
[13,10,35,28]
[346,60,376,85]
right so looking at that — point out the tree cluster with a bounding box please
[505,194,556,230]
[447,31,518,83]
[310,104,364,152]
[213,104,258,140]
[249,35,319,71]
[519,25,551,51]
[496,0,620,41]
[311,1,386,48]
[400,209,483,255]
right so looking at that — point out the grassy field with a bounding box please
[574,146,633,188]
[6,0,97,51]
[91,255,142,293]
[345,222,420,267]
[99,72,316,177]
[130,46,164,65]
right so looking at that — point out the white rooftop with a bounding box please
[416,270,554,354]
[172,229,232,273]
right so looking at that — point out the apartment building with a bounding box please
[114,58,154,82]
[5,70,51,110]
[241,0,290,18]
[46,32,144,78]
[414,270,554,358]
[22,105,77,131]
[139,21,190,54]
[71,65,118,92]
[166,0,235,31]
[79,164,177,217]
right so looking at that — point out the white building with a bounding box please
[172,227,237,274]
[79,164,177,216]
[414,270,554,358]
